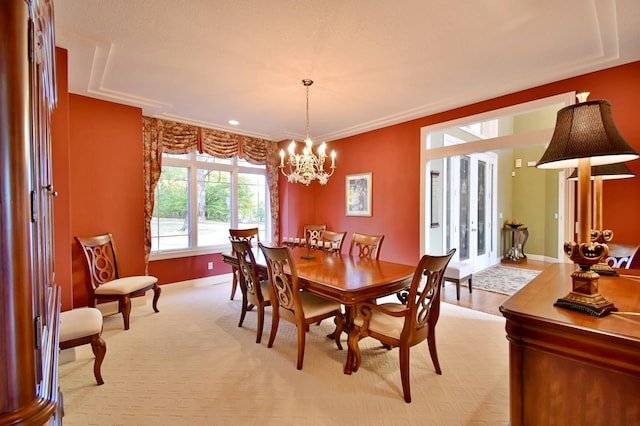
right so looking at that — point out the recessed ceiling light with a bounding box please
[228,119,239,126]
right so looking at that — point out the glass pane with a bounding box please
[196,153,232,164]
[164,153,190,160]
[238,173,267,239]
[152,165,189,251]
[477,160,486,255]
[238,158,265,169]
[459,156,470,260]
[197,169,231,247]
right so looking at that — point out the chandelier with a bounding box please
[279,79,336,185]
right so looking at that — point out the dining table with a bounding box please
[222,244,416,373]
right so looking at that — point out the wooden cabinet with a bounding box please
[1,1,61,424]
[500,264,640,425]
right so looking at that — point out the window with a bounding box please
[151,152,269,254]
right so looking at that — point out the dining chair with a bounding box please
[349,232,385,259]
[258,243,344,370]
[230,239,271,343]
[75,233,161,330]
[346,248,456,403]
[321,230,347,253]
[303,224,326,248]
[228,227,260,300]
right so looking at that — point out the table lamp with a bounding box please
[537,92,638,316]
[568,162,635,275]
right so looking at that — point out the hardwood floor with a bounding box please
[441,259,551,316]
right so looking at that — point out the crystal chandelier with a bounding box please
[279,79,336,185]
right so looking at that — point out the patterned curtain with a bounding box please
[142,117,280,272]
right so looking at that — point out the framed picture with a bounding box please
[346,172,372,216]
[430,171,440,227]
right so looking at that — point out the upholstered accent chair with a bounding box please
[59,307,106,385]
[75,233,160,330]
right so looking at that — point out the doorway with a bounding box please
[421,92,575,270]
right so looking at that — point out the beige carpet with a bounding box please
[59,279,510,425]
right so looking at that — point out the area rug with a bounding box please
[471,264,541,296]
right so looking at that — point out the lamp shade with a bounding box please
[567,162,636,181]
[537,100,638,169]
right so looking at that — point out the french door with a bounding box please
[447,152,497,271]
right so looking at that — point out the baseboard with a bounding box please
[166,273,232,288]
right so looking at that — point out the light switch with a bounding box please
[515,159,522,168]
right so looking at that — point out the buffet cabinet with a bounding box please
[1,1,61,424]
[500,264,640,425]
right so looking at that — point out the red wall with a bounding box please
[279,122,423,265]
[66,94,148,307]
[53,45,640,307]
[148,253,231,283]
[279,62,640,264]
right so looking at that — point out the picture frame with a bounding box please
[346,172,372,216]
[430,171,440,227]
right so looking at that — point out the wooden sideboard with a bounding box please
[500,263,640,425]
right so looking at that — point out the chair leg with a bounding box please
[119,295,132,330]
[238,295,248,328]
[267,310,279,348]
[152,284,161,312]
[256,305,265,344]
[427,328,442,375]
[230,268,238,300]
[399,345,411,403]
[296,325,306,370]
[456,279,460,300]
[468,277,473,293]
[90,333,106,385]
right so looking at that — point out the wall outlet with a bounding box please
[207,261,214,270]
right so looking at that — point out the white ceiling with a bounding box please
[54,0,640,143]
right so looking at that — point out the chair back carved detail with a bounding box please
[228,227,260,300]
[303,224,326,248]
[349,232,385,259]
[321,230,347,253]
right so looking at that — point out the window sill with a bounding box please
[149,245,229,261]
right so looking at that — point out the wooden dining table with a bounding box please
[222,244,416,373]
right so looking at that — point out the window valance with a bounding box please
[142,116,280,269]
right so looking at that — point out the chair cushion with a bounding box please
[94,275,158,295]
[354,303,406,338]
[300,291,341,319]
[59,307,103,342]
[444,261,474,280]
